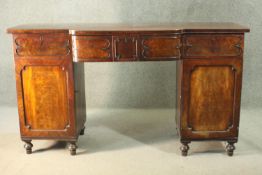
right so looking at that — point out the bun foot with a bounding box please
[80,127,85,135]
[68,142,77,156]
[226,142,235,156]
[180,142,190,156]
[24,141,33,154]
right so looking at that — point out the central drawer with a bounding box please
[113,35,139,61]
[72,34,182,62]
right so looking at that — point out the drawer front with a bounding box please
[141,35,181,60]
[14,34,70,57]
[113,36,138,61]
[72,36,112,62]
[183,35,243,58]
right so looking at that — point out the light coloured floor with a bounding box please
[0,107,261,175]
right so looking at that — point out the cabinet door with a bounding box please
[180,58,242,140]
[16,61,75,139]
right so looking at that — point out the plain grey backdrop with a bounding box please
[0,0,260,109]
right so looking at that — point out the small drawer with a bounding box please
[14,34,70,57]
[183,35,243,58]
[72,36,112,62]
[141,35,181,60]
[113,35,138,61]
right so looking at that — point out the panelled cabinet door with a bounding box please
[16,63,75,139]
[180,58,242,140]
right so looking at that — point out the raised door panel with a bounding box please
[189,66,234,131]
[22,66,69,130]
[180,58,242,140]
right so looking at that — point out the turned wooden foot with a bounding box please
[68,142,77,155]
[180,142,190,156]
[80,126,85,135]
[24,140,33,154]
[226,142,236,156]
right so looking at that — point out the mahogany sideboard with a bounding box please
[7,23,250,156]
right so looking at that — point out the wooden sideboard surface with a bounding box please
[7,23,249,156]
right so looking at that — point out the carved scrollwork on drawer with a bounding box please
[72,36,112,62]
[141,35,181,60]
[14,34,70,57]
[113,36,138,61]
[183,35,244,58]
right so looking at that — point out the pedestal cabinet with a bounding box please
[7,23,249,156]
[177,58,243,156]
[11,33,86,155]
